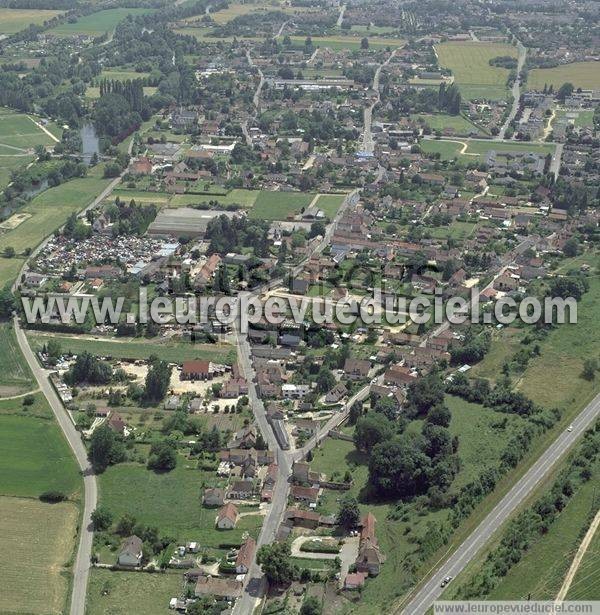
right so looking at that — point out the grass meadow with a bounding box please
[527,61,600,91]
[0,8,63,34]
[249,190,315,220]
[420,137,556,161]
[0,322,35,396]
[50,8,154,36]
[566,519,600,600]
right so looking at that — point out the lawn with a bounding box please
[435,41,518,100]
[315,193,347,218]
[27,332,236,364]
[98,460,264,548]
[0,413,82,499]
[419,137,556,161]
[0,496,78,615]
[50,8,154,36]
[249,191,316,220]
[425,220,476,241]
[527,61,600,91]
[87,568,183,615]
[0,8,63,34]
[0,107,57,149]
[470,326,522,383]
[0,176,112,255]
[289,35,405,51]
[411,113,483,135]
[0,322,35,396]
[170,187,258,209]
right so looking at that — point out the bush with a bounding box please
[39,490,67,503]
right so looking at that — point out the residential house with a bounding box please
[181,360,213,380]
[291,485,320,505]
[343,358,371,380]
[355,512,386,576]
[235,537,256,574]
[118,535,143,567]
[203,487,225,508]
[194,576,242,601]
[325,382,347,404]
[228,480,254,500]
[216,503,239,529]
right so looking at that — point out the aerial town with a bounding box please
[0,0,598,614]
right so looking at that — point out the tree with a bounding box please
[421,423,453,460]
[563,237,579,257]
[556,82,574,102]
[373,396,397,421]
[116,513,137,536]
[3,246,15,258]
[309,221,326,238]
[426,403,451,427]
[300,597,322,615]
[147,439,177,472]
[348,400,363,425]
[406,373,445,417]
[68,352,112,385]
[144,356,172,403]
[256,542,295,586]
[354,413,393,452]
[361,37,369,49]
[336,494,360,530]
[91,505,113,531]
[0,286,16,319]
[582,358,598,381]
[89,425,125,472]
[316,367,336,393]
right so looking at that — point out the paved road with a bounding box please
[336,3,346,27]
[10,142,132,615]
[14,319,98,615]
[497,39,526,141]
[398,391,600,615]
[361,48,398,153]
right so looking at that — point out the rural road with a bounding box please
[497,39,526,141]
[14,319,97,615]
[397,391,600,615]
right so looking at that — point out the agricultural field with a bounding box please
[435,41,518,100]
[0,175,112,256]
[0,8,63,34]
[0,496,78,615]
[50,8,154,36]
[0,322,35,396]
[87,569,183,615]
[419,137,556,161]
[249,190,316,220]
[315,193,347,218]
[98,460,264,550]
[27,332,236,364]
[566,519,600,600]
[527,61,600,91]
[0,413,81,498]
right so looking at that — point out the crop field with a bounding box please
[50,8,154,36]
[98,460,264,548]
[87,569,183,615]
[527,61,600,91]
[0,413,81,498]
[419,137,556,161]
[27,332,236,364]
[249,190,316,220]
[0,322,35,396]
[0,176,112,255]
[0,496,78,615]
[435,42,518,100]
[0,8,63,34]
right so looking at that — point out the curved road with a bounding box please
[397,391,600,615]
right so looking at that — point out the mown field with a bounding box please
[249,190,315,220]
[527,61,600,91]
[0,322,35,396]
[435,41,518,100]
[315,193,346,218]
[0,8,63,34]
[411,113,483,135]
[419,137,556,161]
[0,496,79,615]
[98,459,264,550]
[87,568,183,615]
[27,332,236,364]
[0,175,112,256]
[50,8,154,36]
[0,412,81,498]
[566,519,600,600]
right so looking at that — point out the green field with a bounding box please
[566,519,600,600]
[101,69,151,81]
[527,61,600,91]
[0,413,81,498]
[0,496,79,615]
[50,8,154,36]
[169,187,259,209]
[425,220,476,241]
[27,332,236,364]
[87,569,183,615]
[435,41,518,100]
[0,175,112,256]
[411,113,483,135]
[98,460,263,548]
[420,137,556,161]
[0,108,58,149]
[0,322,35,396]
[315,193,346,218]
[289,34,405,51]
[249,190,316,220]
[0,8,63,34]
